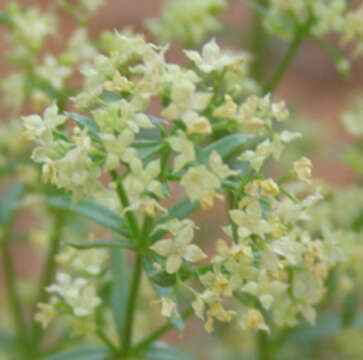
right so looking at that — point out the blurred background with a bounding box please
[0,1,363,359]
[1,0,362,184]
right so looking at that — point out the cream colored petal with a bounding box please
[242,281,259,295]
[229,209,246,226]
[183,49,202,65]
[260,293,274,310]
[166,254,183,274]
[184,244,207,263]
[150,239,173,256]
[175,225,194,245]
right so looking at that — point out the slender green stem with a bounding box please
[110,170,140,241]
[250,0,268,82]
[122,254,143,353]
[32,214,64,344]
[228,192,239,244]
[96,329,119,354]
[257,331,272,360]
[141,215,154,247]
[130,307,194,355]
[263,21,312,94]
[0,227,27,342]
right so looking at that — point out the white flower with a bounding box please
[239,140,273,171]
[37,55,72,90]
[167,130,196,172]
[242,269,287,310]
[181,165,222,210]
[22,103,67,143]
[209,151,239,179]
[185,38,244,73]
[182,111,212,135]
[294,157,313,184]
[241,309,270,333]
[213,95,238,119]
[47,273,101,317]
[342,98,363,136]
[158,297,179,318]
[34,302,55,328]
[146,0,227,45]
[101,130,135,170]
[79,0,105,13]
[151,221,206,273]
[229,201,271,239]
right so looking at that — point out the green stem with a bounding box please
[96,329,119,354]
[122,254,143,353]
[0,227,27,342]
[263,21,311,94]
[130,307,194,355]
[32,214,64,345]
[228,192,239,244]
[110,170,140,242]
[257,330,272,360]
[141,215,154,247]
[250,0,268,82]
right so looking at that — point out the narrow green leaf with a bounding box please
[43,346,111,360]
[148,115,167,126]
[164,198,199,222]
[132,140,162,148]
[0,327,15,350]
[342,292,359,327]
[67,238,136,250]
[161,183,170,198]
[0,182,24,225]
[99,91,121,102]
[53,130,72,143]
[352,209,363,232]
[111,249,129,343]
[143,342,196,360]
[138,115,166,141]
[47,196,128,236]
[289,313,341,343]
[26,75,59,101]
[245,0,268,17]
[138,144,164,161]
[201,134,252,161]
[0,13,10,24]
[67,112,102,143]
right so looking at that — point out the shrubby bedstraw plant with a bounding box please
[0,0,362,359]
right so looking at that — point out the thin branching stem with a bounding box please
[122,253,143,353]
[263,19,313,94]
[32,214,64,346]
[0,227,27,342]
[130,307,194,355]
[110,170,140,242]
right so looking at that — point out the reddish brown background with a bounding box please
[0,0,362,356]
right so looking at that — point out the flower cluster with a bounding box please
[307,185,363,294]
[22,33,342,336]
[146,0,227,46]
[5,2,57,60]
[35,234,109,334]
[1,3,100,112]
[261,0,363,59]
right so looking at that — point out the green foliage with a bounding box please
[47,196,128,236]
[142,342,196,360]
[0,182,24,225]
[44,347,111,360]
